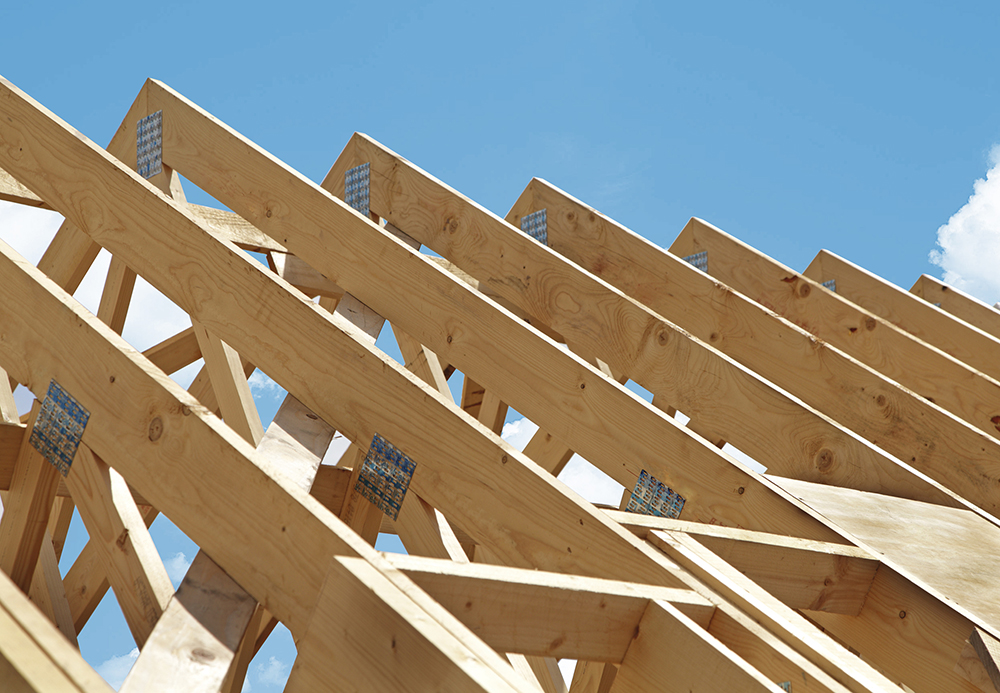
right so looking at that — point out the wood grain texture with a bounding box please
[64,446,172,646]
[612,599,780,693]
[912,274,1000,343]
[807,250,1000,383]
[0,402,60,591]
[0,568,113,692]
[670,217,1000,519]
[343,135,964,522]
[136,83,849,542]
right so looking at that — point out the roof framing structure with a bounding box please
[1,74,999,691]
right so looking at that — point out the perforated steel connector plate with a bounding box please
[683,251,708,272]
[29,380,90,477]
[626,469,685,519]
[345,163,370,217]
[520,209,548,245]
[354,433,416,520]
[136,111,163,179]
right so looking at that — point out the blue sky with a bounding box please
[3,1,1000,689]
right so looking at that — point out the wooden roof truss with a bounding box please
[1,75,1000,691]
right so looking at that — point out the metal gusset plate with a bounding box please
[29,380,90,476]
[137,111,163,179]
[354,433,416,521]
[683,251,708,272]
[345,162,371,217]
[625,469,685,519]
[520,209,548,245]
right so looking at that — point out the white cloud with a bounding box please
[163,551,192,587]
[242,677,252,692]
[500,417,539,451]
[0,201,63,264]
[249,370,286,400]
[95,647,139,690]
[256,656,290,687]
[930,146,1000,304]
[558,455,625,507]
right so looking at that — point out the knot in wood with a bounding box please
[798,283,811,298]
[148,416,163,442]
[815,448,835,473]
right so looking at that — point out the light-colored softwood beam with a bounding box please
[142,327,199,376]
[149,84,844,543]
[0,367,17,424]
[192,321,264,446]
[608,510,878,615]
[676,216,1000,444]
[0,208,526,693]
[805,250,1000,384]
[340,134,963,526]
[0,77,895,691]
[0,402,61,592]
[64,445,172,647]
[119,553,258,693]
[26,529,77,646]
[269,250,344,299]
[612,599,781,692]
[0,568,114,692]
[286,555,533,693]
[513,182,1000,515]
[387,553,713,662]
[96,256,136,336]
[969,627,1000,692]
[667,218,1000,517]
[911,274,1000,342]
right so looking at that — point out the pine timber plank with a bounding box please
[610,599,781,693]
[118,551,258,693]
[46,497,74,560]
[346,135,964,514]
[511,181,1000,514]
[0,76,899,691]
[666,217,1000,517]
[387,553,713,662]
[122,392,336,692]
[0,402,61,592]
[770,478,1000,693]
[954,638,996,692]
[970,627,1000,692]
[26,529,77,646]
[191,321,264,445]
[0,368,17,423]
[805,250,1000,383]
[911,274,1000,342]
[141,327,200,376]
[0,208,529,693]
[63,445,172,646]
[96,256,135,336]
[0,165,50,208]
[607,510,878,615]
[673,218,1000,443]
[773,477,1000,637]
[0,569,113,693]
[143,84,845,543]
[637,529,896,693]
[569,661,617,693]
[286,555,532,693]
[269,250,344,299]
